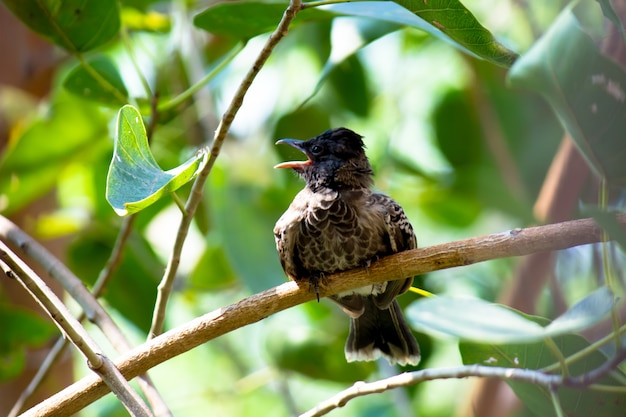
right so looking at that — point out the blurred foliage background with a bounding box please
[0,0,625,416]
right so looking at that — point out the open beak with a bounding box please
[274,139,311,170]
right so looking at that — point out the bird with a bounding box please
[273,127,420,366]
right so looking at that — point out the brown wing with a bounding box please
[370,193,417,309]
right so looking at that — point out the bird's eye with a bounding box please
[310,145,323,155]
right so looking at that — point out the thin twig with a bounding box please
[301,349,626,417]
[0,243,153,417]
[300,365,562,417]
[0,215,172,416]
[148,0,304,338]
[20,214,626,416]
[8,331,67,417]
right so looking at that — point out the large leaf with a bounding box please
[460,331,626,417]
[193,2,335,39]
[106,105,207,216]
[407,288,614,343]
[1,0,120,52]
[194,1,517,67]
[329,1,518,67]
[63,55,128,106]
[508,4,626,186]
[407,296,546,343]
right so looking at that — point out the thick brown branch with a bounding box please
[21,214,626,416]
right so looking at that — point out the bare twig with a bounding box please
[300,365,560,417]
[20,214,626,416]
[148,0,304,338]
[0,215,172,417]
[0,243,153,417]
[300,348,626,417]
[0,215,127,346]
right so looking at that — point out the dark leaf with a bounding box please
[63,55,128,105]
[1,0,120,52]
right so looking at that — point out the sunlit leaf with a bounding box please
[327,1,518,67]
[0,92,110,214]
[106,105,207,216]
[508,4,626,186]
[408,290,614,343]
[63,56,128,105]
[406,296,546,343]
[544,287,614,336]
[1,0,120,52]
[193,2,335,39]
[121,7,171,32]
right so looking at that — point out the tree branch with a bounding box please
[0,243,153,417]
[0,215,171,417]
[20,214,626,416]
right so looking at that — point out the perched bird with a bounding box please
[273,127,420,366]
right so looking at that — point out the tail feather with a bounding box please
[345,298,420,366]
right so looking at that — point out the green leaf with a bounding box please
[194,1,516,67]
[1,0,120,52]
[327,1,518,67]
[597,0,626,45]
[508,4,626,186]
[544,287,614,336]
[193,2,335,39]
[406,296,546,343]
[0,92,110,214]
[407,289,614,343]
[106,105,207,216]
[63,56,128,105]
[460,332,626,417]
[0,306,56,381]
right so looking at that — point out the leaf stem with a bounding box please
[550,387,565,417]
[157,43,245,113]
[599,178,622,351]
[0,243,153,417]
[542,323,626,377]
[545,337,569,378]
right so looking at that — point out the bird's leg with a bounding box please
[308,272,326,302]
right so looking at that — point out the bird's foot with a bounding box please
[308,272,326,302]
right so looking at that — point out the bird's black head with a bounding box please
[275,128,374,191]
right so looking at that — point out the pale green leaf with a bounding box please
[106,105,207,216]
